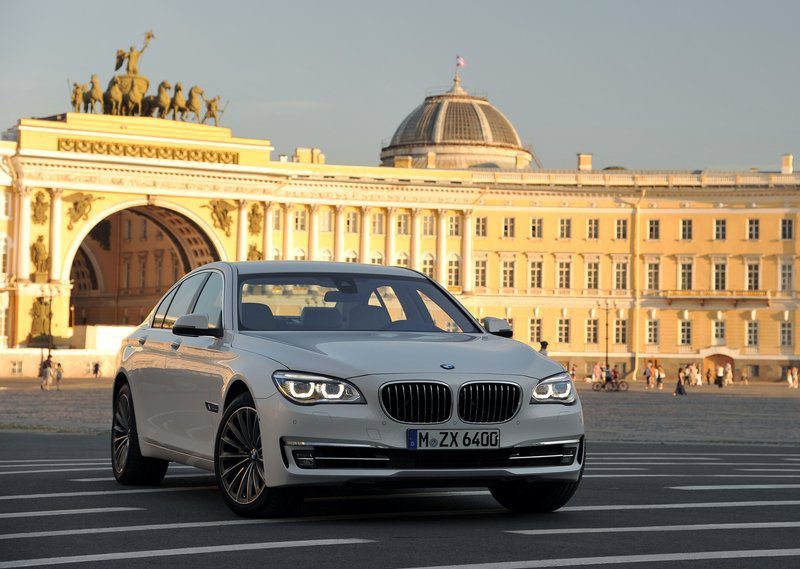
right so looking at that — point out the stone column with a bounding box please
[385,207,397,266]
[411,208,422,270]
[283,203,294,260]
[308,205,320,261]
[360,206,371,263]
[334,206,345,262]
[436,209,448,282]
[461,209,474,293]
[262,202,274,260]
[49,189,63,282]
[16,186,32,281]
[236,200,248,262]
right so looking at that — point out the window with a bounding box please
[155,256,163,289]
[679,320,692,345]
[172,255,180,282]
[320,209,333,232]
[781,261,794,292]
[273,213,281,230]
[138,255,147,289]
[159,272,208,329]
[782,219,794,240]
[557,260,571,289]
[371,213,384,235]
[747,262,760,291]
[475,216,487,237]
[646,320,659,344]
[395,252,409,267]
[615,219,628,240]
[558,318,571,344]
[319,249,333,262]
[747,219,760,240]
[714,219,726,240]
[141,218,148,239]
[559,218,572,239]
[529,260,543,288]
[370,252,383,265]
[192,272,224,329]
[781,322,793,347]
[421,254,434,278]
[586,261,599,290]
[530,218,543,238]
[0,236,8,275]
[586,319,598,344]
[503,217,516,238]
[681,219,693,240]
[11,361,23,375]
[646,262,660,291]
[122,259,131,290]
[746,321,759,347]
[502,260,515,288]
[648,219,660,240]
[679,262,693,290]
[294,210,307,231]
[345,212,359,233]
[474,259,487,288]
[422,215,435,236]
[396,214,409,235]
[614,261,628,290]
[294,249,307,261]
[713,262,727,291]
[124,218,132,240]
[345,250,358,263]
[713,321,725,346]
[587,219,599,240]
[448,216,461,237]
[614,319,627,344]
[745,364,760,378]
[447,255,460,286]
[529,318,542,343]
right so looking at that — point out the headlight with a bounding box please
[531,373,575,404]
[273,371,364,405]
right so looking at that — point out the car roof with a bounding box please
[197,260,425,278]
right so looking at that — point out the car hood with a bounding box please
[234,331,564,380]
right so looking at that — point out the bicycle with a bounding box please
[592,379,629,392]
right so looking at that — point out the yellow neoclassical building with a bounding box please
[1,74,798,381]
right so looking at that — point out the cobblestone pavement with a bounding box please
[1,377,798,444]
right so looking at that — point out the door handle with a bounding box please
[170,341,181,350]
[138,337,147,346]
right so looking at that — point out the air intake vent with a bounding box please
[380,382,452,424]
[458,382,521,424]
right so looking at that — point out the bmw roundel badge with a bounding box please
[440,363,455,370]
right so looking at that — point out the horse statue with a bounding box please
[186,86,204,122]
[104,77,123,115]
[171,82,187,121]
[141,80,172,118]
[82,74,104,113]
[124,83,145,116]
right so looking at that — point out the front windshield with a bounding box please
[238,272,480,333]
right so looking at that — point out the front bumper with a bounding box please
[255,373,584,488]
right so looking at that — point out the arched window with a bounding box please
[271,248,281,261]
[421,253,435,278]
[447,253,461,286]
[319,249,333,262]
[370,251,383,265]
[294,248,306,261]
[345,250,358,264]
[395,252,409,267]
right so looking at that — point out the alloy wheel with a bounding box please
[112,393,131,473]
[218,406,266,505]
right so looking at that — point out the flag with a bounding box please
[456,55,466,68]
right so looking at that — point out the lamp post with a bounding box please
[598,299,614,373]
[42,284,60,358]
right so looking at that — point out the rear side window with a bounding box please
[192,272,224,329]
[162,273,209,329]
[152,287,178,329]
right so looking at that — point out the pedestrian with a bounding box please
[612,365,619,382]
[593,361,601,384]
[716,365,725,388]
[724,362,733,386]
[93,361,101,379]
[740,368,749,385]
[539,341,548,357]
[604,366,613,389]
[657,364,665,390]
[693,364,702,387]
[55,363,63,391]
[674,367,687,396]
[644,361,653,389]
[792,367,799,390]
[39,355,53,391]
[570,364,577,383]
[705,367,712,385]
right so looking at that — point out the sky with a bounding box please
[2,0,799,171]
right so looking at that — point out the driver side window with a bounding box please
[192,272,224,329]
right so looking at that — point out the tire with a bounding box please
[112,382,169,485]
[214,391,301,518]
[591,382,601,391]
[618,380,629,392]
[490,446,585,513]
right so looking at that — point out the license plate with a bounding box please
[406,429,500,450]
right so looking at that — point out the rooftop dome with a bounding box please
[380,74,533,170]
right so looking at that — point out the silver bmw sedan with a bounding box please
[112,261,585,517]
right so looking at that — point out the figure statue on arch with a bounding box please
[115,30,155,76]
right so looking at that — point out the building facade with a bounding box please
[1,84,798,380]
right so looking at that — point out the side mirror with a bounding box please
[172,314,223,338]
[484,317,513,338]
